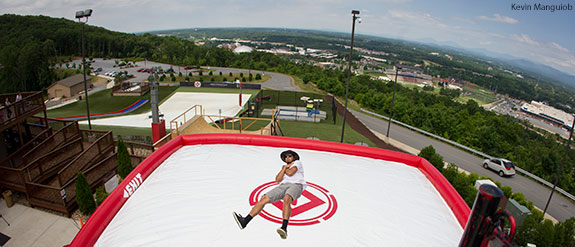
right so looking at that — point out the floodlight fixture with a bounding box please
[76,9,93,19]
[83,9,93,17]
[75,11,84,19]
[352,10,360,15]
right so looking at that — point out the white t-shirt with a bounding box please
[281,160,307,190]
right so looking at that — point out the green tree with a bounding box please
[209,71,213,76]
[229,72,232,77]
[199,71,203,76]
[255,73,262,80]
[418,145,444,172]
[75,172,96,215]
[117,139,133,179]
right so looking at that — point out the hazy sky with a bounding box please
[2,0,574,75]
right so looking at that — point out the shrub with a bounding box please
[117,139,133,179]
[95,186,109,206]
[500,186,513,198]
[418,145,444,172]
[75,172,96,215]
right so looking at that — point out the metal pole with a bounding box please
[543,116,575,216]
[386,68,399,137]
[151,73,160,123]
[340,10,359,143]
[81,21,92,129]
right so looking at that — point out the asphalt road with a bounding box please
[203,66,300,91]
[350,108,575,222]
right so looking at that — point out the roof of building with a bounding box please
[54,74,91,88]
[69,134,469,246]
[233,45,254,53]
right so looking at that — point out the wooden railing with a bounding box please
[0,122,83,192]
[0,92,45,129]
[0,127,53,169]
[153,133,172,150]
[26,153,117,215]
[24,139,84,184]
[58,131,114,187]
[122,141,154,167]
[170,104,203,132]
[22,122,81,167]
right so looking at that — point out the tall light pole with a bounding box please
[387,67,399,137]
[543,115,575,216]
[76,9,93,129]
[340,10,360,143]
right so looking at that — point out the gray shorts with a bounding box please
[265,183,304,202]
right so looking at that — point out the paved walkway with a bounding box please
[0,201,79,247]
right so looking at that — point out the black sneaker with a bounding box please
[276,228,287,239]
[233,212,247,230]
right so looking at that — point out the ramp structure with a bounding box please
[70,134,470,246]
[169,105,278,137]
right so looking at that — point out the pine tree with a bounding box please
[117,138,133,178]
[75,172,96,215]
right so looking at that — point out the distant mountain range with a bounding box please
[414,37,575,88]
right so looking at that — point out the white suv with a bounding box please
[482,158,516,177]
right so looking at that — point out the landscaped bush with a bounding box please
[75,172,96,215]
[95,185,109,206]
[117,139,133,179]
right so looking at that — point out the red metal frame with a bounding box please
[68,133,470,246]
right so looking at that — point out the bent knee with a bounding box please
[283,194,293,202]
[260,195,271,203]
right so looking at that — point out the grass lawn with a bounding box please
[45,86,179,118]
[279,114,375,146]
[211,114,375,146]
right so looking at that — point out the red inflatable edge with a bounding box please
[68,133,470,246]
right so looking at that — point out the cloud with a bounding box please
[477,14,518,24]
[551,42,569,52]
[512,34,540,46]
[452,16,476,25]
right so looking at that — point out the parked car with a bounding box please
[482,158,515,177]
